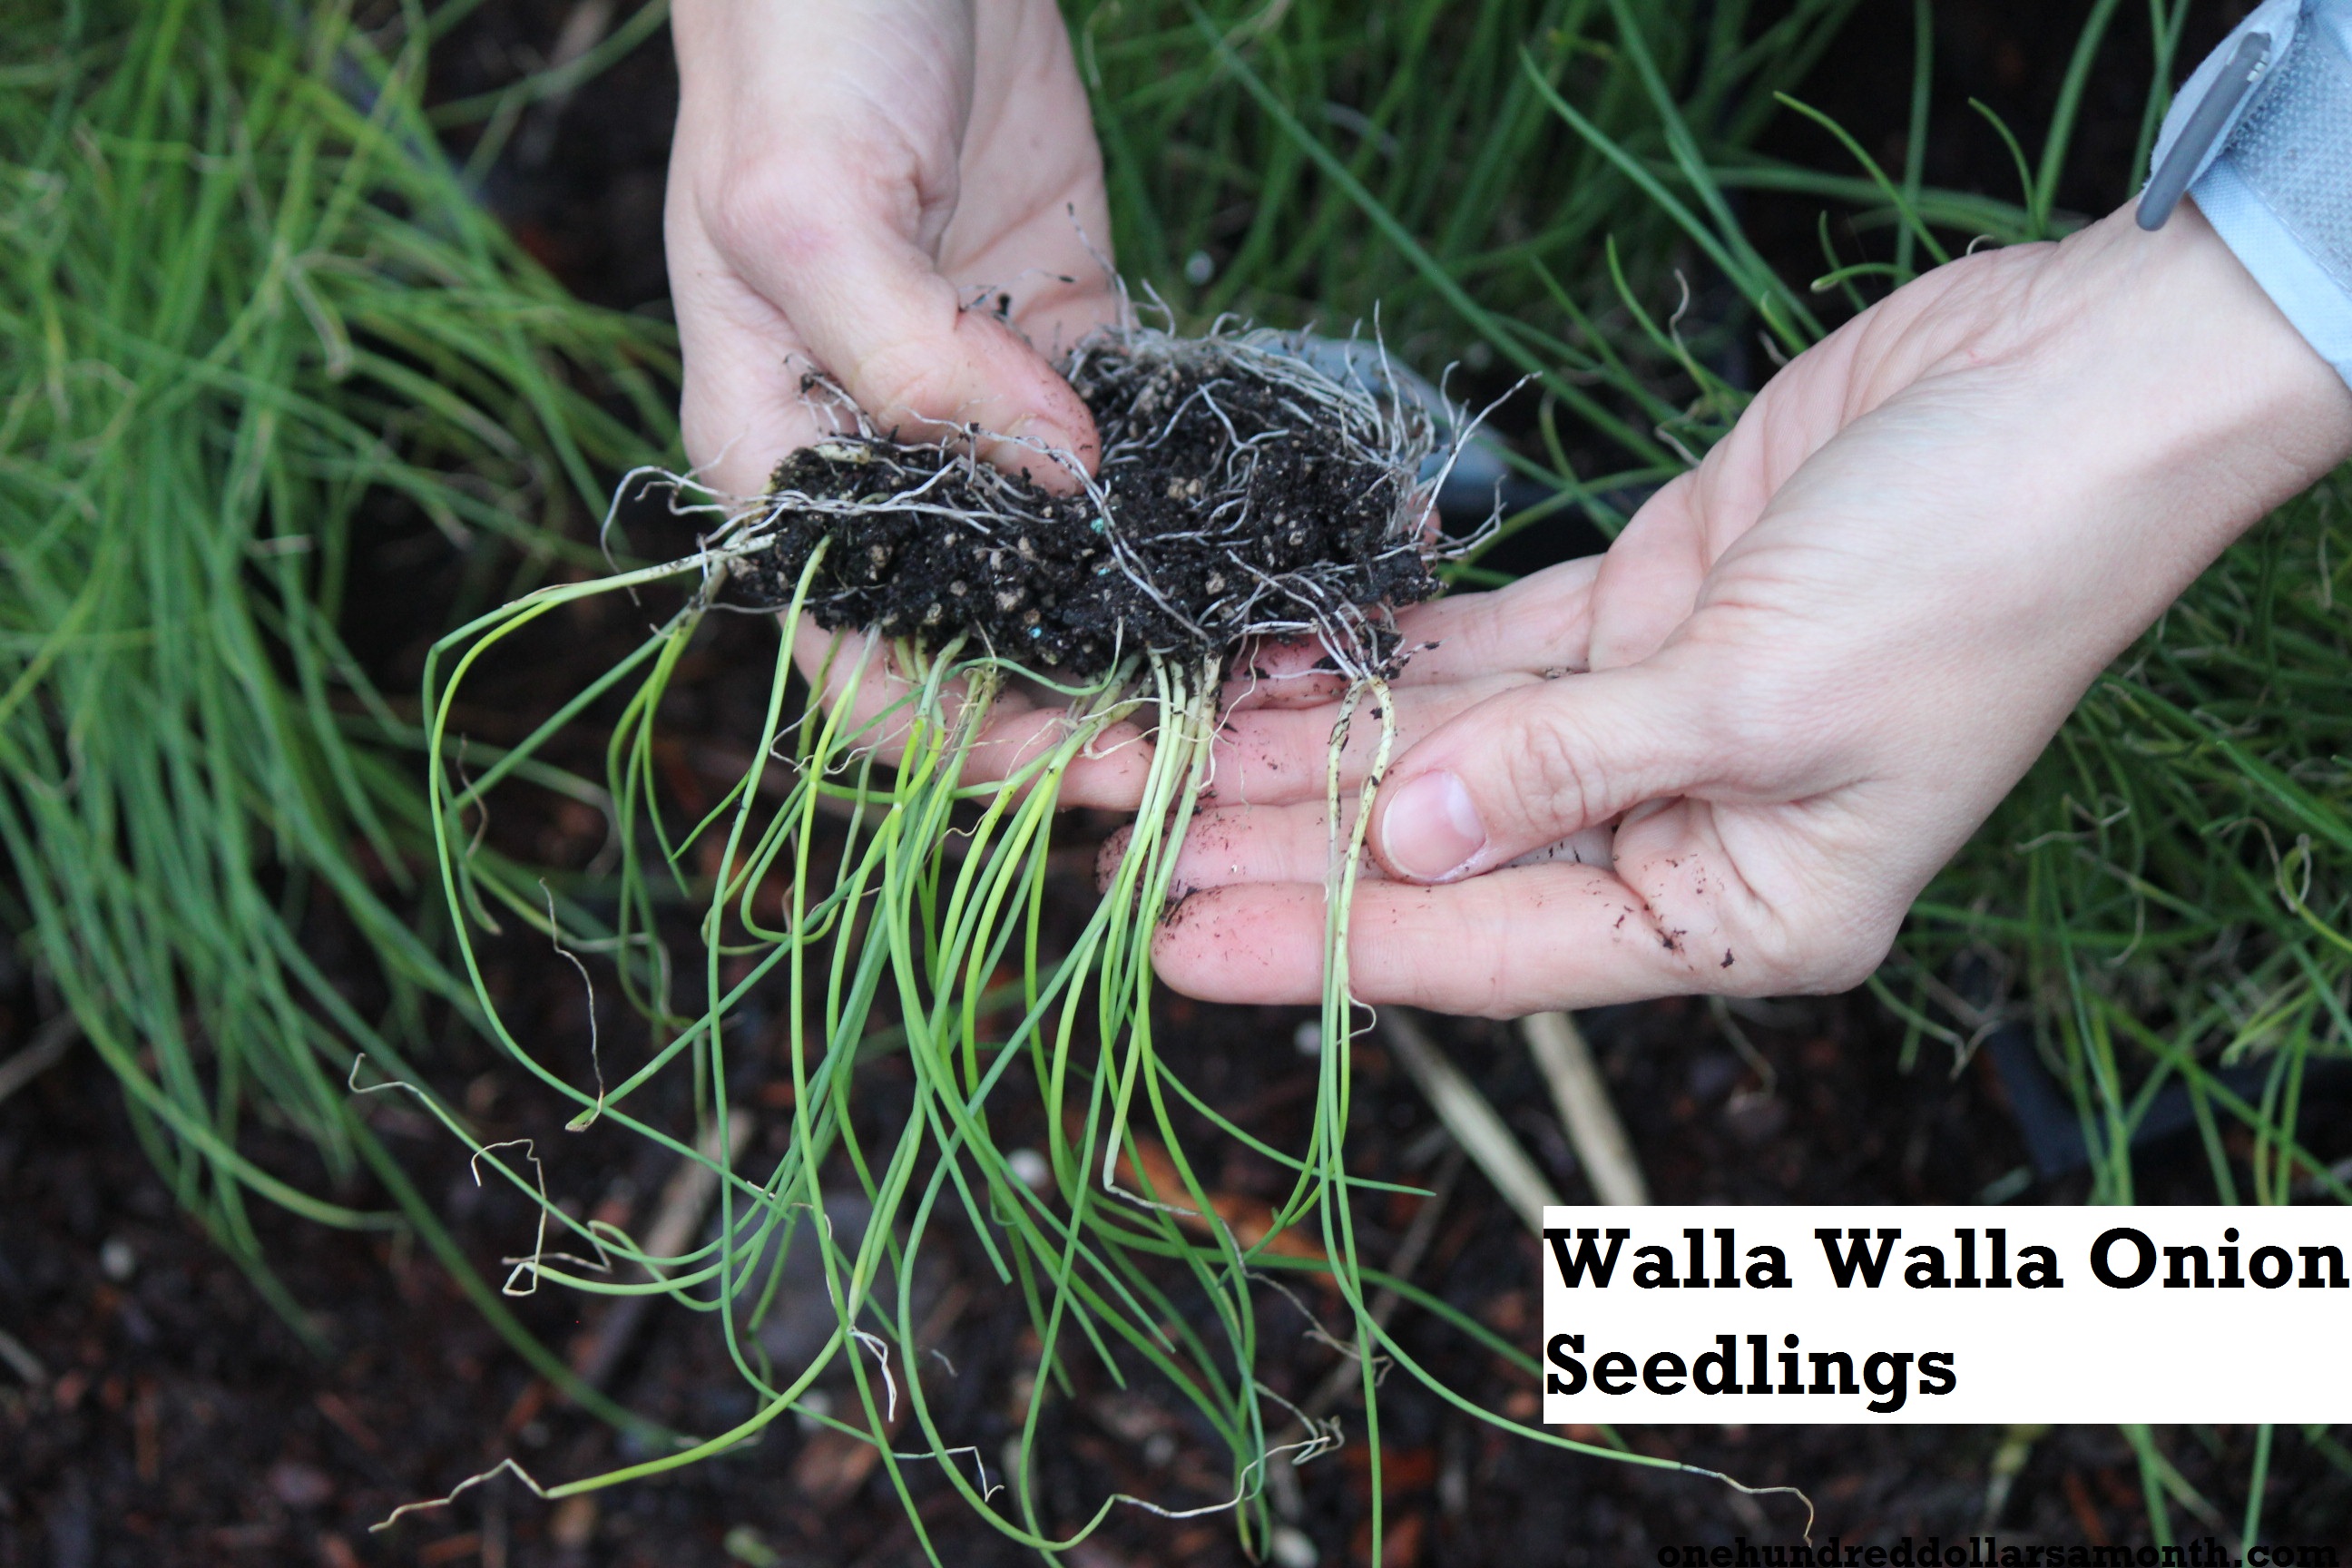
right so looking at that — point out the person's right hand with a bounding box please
[667,0,1152,802]
[667,0,1116,495]
[1142,202,2352,1015]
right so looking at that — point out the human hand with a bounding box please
[668,0,1117,494]
[1146,204,2352,1015]
[668,0,1143,800]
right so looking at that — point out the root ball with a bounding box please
[727,327,1446,679]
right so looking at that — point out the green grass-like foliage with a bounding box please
[1082,0,1886,556]
[0,0,670,1391]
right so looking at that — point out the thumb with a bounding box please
[1367,662,1714,883]
[734,194,1100,492]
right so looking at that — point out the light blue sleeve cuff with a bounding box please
[2154,0,2352,392]
[2194,162,2352,390]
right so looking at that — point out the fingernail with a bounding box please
[994,421,1083,491]
[1381,770,1485,882]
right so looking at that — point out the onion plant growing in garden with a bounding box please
[0,0,671,1422]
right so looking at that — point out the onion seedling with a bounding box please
[402,324,1779,1553]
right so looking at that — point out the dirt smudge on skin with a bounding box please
[1095,825,1135,892]
[1159,888,1204,931]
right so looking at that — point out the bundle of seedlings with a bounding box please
[402,323,1759,1554]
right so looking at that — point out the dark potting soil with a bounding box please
[728,338,1436,680]
[11,969,2349,1568]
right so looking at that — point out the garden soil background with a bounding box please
[4,2,2347,1564]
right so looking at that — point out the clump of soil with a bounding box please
[727,328,1442,680]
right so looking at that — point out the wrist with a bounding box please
[1963,202,2352,572]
